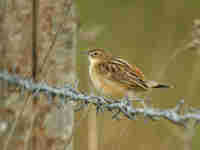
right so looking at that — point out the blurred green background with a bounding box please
[75,0,200,150]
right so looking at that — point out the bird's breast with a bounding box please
[89,64,128,98]
[89,64,103,91]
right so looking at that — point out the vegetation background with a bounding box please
[75,0,200,150]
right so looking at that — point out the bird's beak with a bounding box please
[81,50,89,55]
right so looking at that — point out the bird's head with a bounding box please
[83,49,112,64]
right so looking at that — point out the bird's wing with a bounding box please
[97,58,148,90]
[113,58,145,79]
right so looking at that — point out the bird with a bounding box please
[83,48,173,99]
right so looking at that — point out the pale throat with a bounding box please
[89,56,100,63]
[88,57,103,68]
[89,57,106,81]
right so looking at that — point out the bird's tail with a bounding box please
[152,84,173,88]
[146,80,174,89]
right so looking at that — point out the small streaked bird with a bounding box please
[83,48,173,99]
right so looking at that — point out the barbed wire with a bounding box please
[0,70,200,127]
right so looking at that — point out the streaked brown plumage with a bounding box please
[84,48,173,98]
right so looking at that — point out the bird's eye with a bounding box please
[93,52,98,56]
